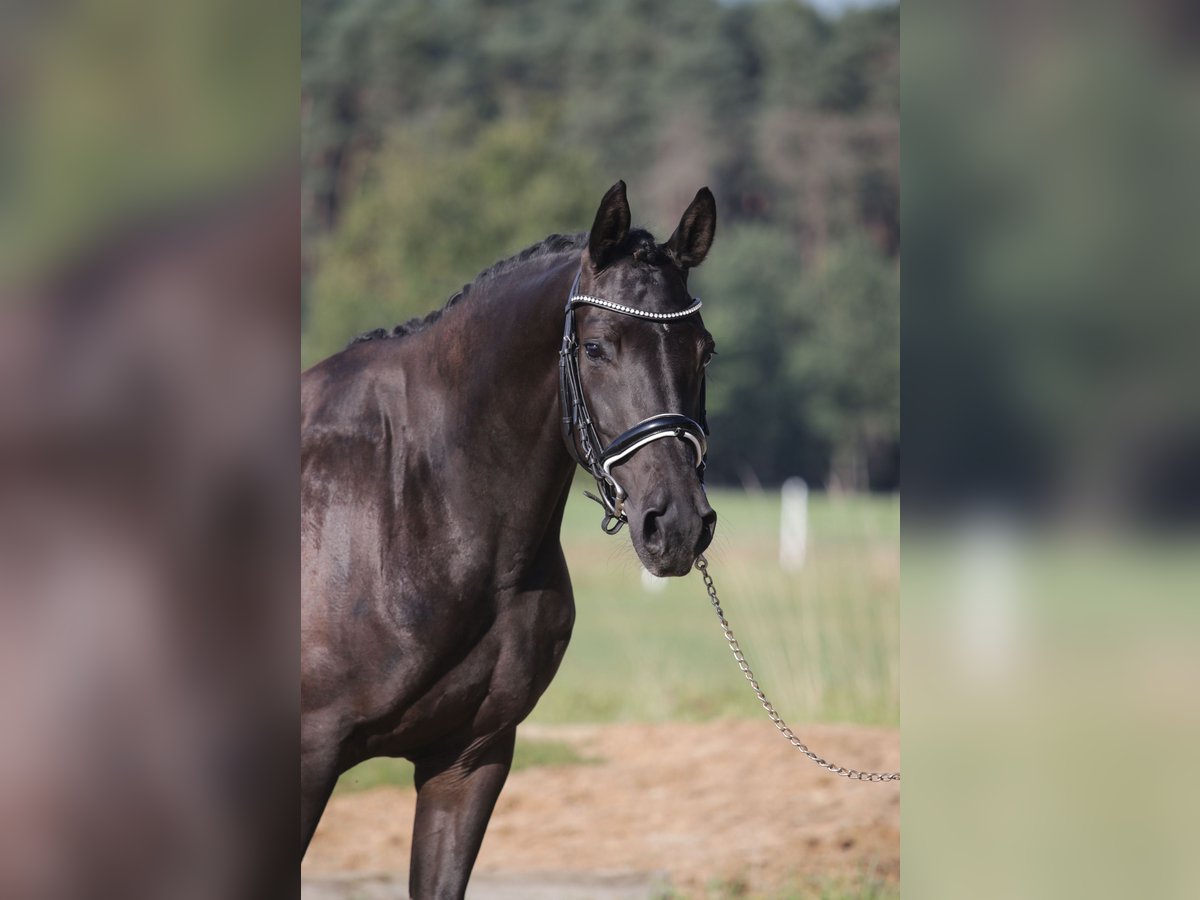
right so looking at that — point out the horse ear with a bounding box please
[665,187,717,270]
[587,180,631,270]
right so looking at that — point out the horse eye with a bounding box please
[702,348,716,368]
[584,342,604,360]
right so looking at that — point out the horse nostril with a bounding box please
[697,507,717,553]
[642,506,666,551]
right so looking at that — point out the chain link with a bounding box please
[695,554,899,783]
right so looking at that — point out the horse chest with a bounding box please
[351,580,574,755]
[439,583,574,709]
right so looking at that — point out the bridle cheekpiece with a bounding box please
[558,270,709,534]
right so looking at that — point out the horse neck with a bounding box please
[433,253,581,530]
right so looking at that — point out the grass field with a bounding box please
[337,485,899,795]
[534,482,899,727]
[335,737,592,794]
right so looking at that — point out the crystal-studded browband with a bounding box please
[567,295,703,320]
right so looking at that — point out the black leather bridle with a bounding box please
[559,271,709,534]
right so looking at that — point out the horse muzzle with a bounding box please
[627,484,717,577]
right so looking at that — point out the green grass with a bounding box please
[532,483,899,727]
[333,736,592,794]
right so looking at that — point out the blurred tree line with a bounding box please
[302,0,898,491]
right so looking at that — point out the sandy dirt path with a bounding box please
[303,719,899,897]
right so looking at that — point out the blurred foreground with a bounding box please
[0,1,297,897]
[905,1,1200,897]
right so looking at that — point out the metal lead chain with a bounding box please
[694,554,899,783]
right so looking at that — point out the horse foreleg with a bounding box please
[408,728,516,900]
[300,722,341,857]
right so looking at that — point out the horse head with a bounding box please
[566,181,719,576]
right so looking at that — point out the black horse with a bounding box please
[300,181,718,897]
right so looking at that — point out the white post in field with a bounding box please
[780,477,809,572]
